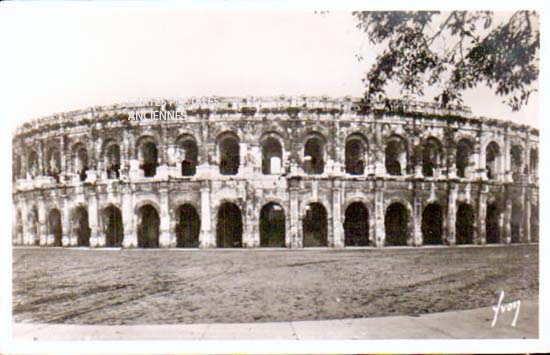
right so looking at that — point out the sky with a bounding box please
[0,4,540,130]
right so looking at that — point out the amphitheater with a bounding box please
[11,96,539,249]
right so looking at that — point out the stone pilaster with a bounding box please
[446,182,457,245]
[373,179,385,247]
[61,197,71,246]
[122,189,136,247]
[524,190,531,243]
[477,188,487,245]
[503,194,512,244]
[412,187,423,246]
[37,197,47,246]
[199,181,214,248]
[332,180,344,248]
[88,193,101,247]
[159,188,171,247]
[289,178,301,248]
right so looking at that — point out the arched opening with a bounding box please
[45,148,62,183]
[531,203,539,242]
[422,203,443,245]
[456,139,474,178]
[344,202,369,246]
[72,207,90,247]
[176,204,200,248]
[303,203,328,247]
[104,206,123,247]
[530,148,538,180]
[27,151,39,178]
[180,139,198,176]
[72,144,89,182]
[385,202,408,246]
[345,135,367,175]
[216,202,242,247]
[304,137,325,175]
[260,203,286,247]
[485,141,501,180]
[137,205,160,248]
[510,145,523,182]
[486,203,501,244]
[511,203,522,243]
[139,141,158,177]
[261,137,283,175]
[48,209,63,247]
[422,138,441,177]
[28,208,39,245]
[385,136,407,176]
[219,134,240,175]
[105,142,121,179]
[456,203,475,244]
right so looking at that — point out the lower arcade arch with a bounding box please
[216,202,243,248]
[259,203,286,247]
[384,202,409,246]
[137,205,160,248]
[456,203,475,244]
[303,203,328,247]
[344,202,370,246]
[72,206,91,247]
[421,203,443,245]
[103,206,124,247]
[531,203,539,242]
[486,203,501,244]
[176,204,200,248]
[48,209,63,247]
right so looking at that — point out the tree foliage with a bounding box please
[352,11,539,111]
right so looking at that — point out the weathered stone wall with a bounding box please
[12,97,539,248]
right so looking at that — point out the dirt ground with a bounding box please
[12,245,538,325]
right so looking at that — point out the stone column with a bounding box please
[332,180,344,248]
[122,189,136,247]
[199,181,214,248]
[446,183,457,245]
[524,190,531,243]
[159,187,171,247]
[503,194,512,244]
[373,179,385,247]
[88,194,101,247]
[289,178,301,248]
[20,200,29,245]
[412,189,423,246]
[37,197,47,246]
[477,189,487,244]
[61,197,71,246]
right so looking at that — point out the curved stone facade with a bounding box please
[12,97,539,248]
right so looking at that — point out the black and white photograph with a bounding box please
[1,0,548,353]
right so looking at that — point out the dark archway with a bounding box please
[485,141,500,180]
[303,203,328,247]
[180,139,198,176]
[48,209,63,247]
[73,207,90,247]
[176,204,200,248]
[140,141,158,177]
[456,203,475,244]
[219,134,240,175]
[456,139,473,178]
[137,205,160,248]
[486,203,500,244]
[422,138,441,177]
[104,206,123,247]
[304,137,325,175]
[105,142,121,179]
[260,203,286,247]
[261,137,283,175]
[422,203,443,245]
[385,136,407,176]
[385,202,408,246]
[216,203,243,247]
[28,151,39,178]
[46,148,61,183]
[345,135,367,175]
[530,148,538,179]
[510,145,523,182]
[344,202,369,246]
[511,203,522,243]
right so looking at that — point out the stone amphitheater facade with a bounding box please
[11,96,539,249]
